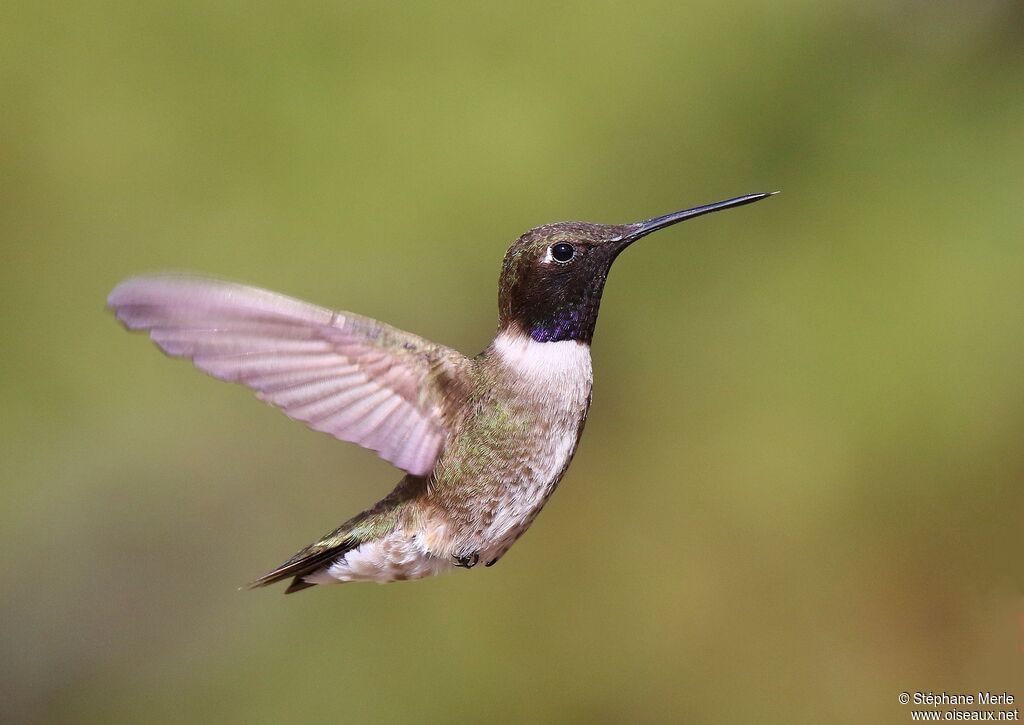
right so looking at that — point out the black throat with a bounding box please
[524,279,606,343]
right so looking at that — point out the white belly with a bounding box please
[306,533,452,583]
[477,332,593,562]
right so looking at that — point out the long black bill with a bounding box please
[624,191,777,243]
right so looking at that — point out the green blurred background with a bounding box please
[3,1,1023,722]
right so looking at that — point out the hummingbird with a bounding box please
[108,192,774,593]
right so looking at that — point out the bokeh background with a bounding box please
[3,1,1023,722]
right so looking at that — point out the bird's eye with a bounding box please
[551,243,575,263]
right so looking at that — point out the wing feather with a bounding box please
[108,275,471,476]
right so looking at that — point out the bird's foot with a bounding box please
[453,552,479,569]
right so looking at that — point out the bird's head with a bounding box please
[497,193,775,343]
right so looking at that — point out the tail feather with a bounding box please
[247,479,418,593]
[283,577,318,595]
[247,538,358,594]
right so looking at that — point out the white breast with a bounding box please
[482,331,593,558]
[491,330,594,387]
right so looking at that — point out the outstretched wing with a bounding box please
[108,275,471,477]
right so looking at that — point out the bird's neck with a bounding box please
[489,328,593,386]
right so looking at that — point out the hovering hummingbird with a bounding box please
[108,192,774,593]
